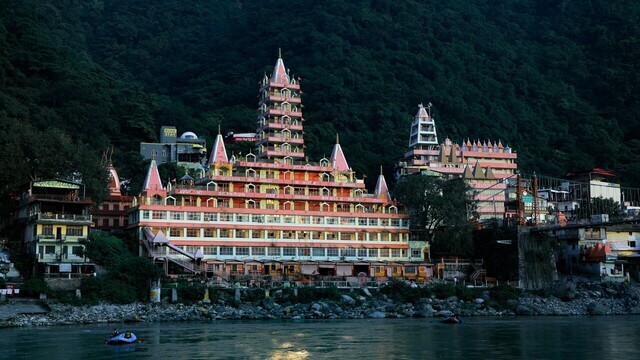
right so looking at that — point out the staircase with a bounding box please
[470,269,486,283]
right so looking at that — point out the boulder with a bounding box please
[515,304,533,316]
[587,302,607,315]
[368,311,386,319]
[341,295,356,305]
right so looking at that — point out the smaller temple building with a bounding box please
[140,126,208,172]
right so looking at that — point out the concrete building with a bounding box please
[140,126,207,172]
[396,104,518,222]
[128,54,431,282]
[13,179,94,277]
[93,164,133,231]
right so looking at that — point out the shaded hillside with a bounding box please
[1,0,639,195]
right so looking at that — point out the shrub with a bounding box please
[21,277,51,297]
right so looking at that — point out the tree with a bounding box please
[394,174,477,253]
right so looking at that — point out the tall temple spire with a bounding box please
[142,159,166,197]
[208,130,228,166]
[330,133,350,172]
[408,103,438,150]
[107,164,121,196]
[256,52,305,161]
[375,166,390,199]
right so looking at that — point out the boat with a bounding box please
[106,332,141,345]
[441,316,463,324]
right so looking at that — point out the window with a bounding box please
[357,249,367,257]
[251,247,265,256]
[152,211,167,220]
[186,229,199,237]
[299,248,311,256]
[236,247,249,256]
[236,230,248,238]
[203,246,217,255]
[236,214,248,223]
[170,228,182,237]
[172,212,184,220]
[380,249,390,257]
[219,229,231,238]
[45,246,56,254]
[42,225,53,235]
[187,212,201,221]
[268,247,280,256]
[266,215,280,224]
[368,218,378,226]
[66,226,83,236]
[391,249,401,257]
[327,248,339,257]
[220,246,233,255]
[142,211,151,219]
[283,248,296,256]
[219,213,233,222]
[367,249,378,257]
[342,248,356,257]
[312,248,325,257]
[251,230,263,239]
[629,241,637,248]
[283,216,294,224]
[204,213,217,222]
[252,215,264,223]
[411,249,422,258]
[405,266,416,275]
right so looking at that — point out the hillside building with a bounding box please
[140,126,207,172]
[13,180,94,277]
[396,104,518,222]
[93,164,132,231]
[128,54,431,281]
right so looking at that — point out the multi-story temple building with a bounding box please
[93,163,132,231]
[128,54,432,281]
[397,104,518,222]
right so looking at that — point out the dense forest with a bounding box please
[1,0,639,206]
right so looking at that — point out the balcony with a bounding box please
[37,213,92,223]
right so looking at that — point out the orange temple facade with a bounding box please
[128,54,432,280]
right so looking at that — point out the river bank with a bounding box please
[2,279,640,327]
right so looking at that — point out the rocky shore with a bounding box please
[2,280,640,328]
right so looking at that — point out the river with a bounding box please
[1,317,639,359]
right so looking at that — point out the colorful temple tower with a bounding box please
[93,162,133,231]
[129,54,431,281]
[256,50,304,162]
[397,104,518,222]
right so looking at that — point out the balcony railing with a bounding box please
[38,213,92,222]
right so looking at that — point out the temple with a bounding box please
[128,54,432,281]
[397,104,518,222]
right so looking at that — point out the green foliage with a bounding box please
[79,232,163,303]
[1,0,639,217]
[394,174,477,254]
[488,284,521,306]
[20,277,51,297]
[80,276,138,304]
[578,197,624,219]
[294,286,342,303]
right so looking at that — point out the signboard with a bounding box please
[437,263,445,269]
[522,195,534,204]
[59,263,72,273]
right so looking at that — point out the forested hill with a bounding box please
[1,0,639,198]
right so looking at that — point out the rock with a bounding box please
[311,303,321,311]
[368,311,386,319]
[474,298,485,305]
[587,302,606,315]
[515,304,533,316]
[446,296,459,303]
[262,298,277,311]
[341,295,356,305]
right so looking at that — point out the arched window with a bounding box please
[246,169,257,178]
[320,202,330,212]
[320,158,330,167]
[246,153,256,162]
[388,206,398,214]
[206,181,217,191]
[206,198,216,207]
[355,204,365,213]
[246,199,256,209]
[165,196,176,206]
[320,187,330,196]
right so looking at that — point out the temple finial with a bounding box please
[380,165,383,175]
[336,133,339,144]
[278,48,282,59]
[218,124,221,135]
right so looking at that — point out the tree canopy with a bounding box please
[394,174,477,247]
[1,0,638,213]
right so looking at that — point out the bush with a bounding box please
[21,277,51,297]
[489,284,521,307]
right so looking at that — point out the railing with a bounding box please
[38,213,92,221]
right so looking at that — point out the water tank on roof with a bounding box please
[180,132,198,139]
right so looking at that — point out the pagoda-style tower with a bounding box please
[408,103,438,150]
[256,50,304,163]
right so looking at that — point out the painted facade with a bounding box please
[93,164,132,231]
[128,55,431,280]
[13,180,94,276]
[397,105,518,221]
